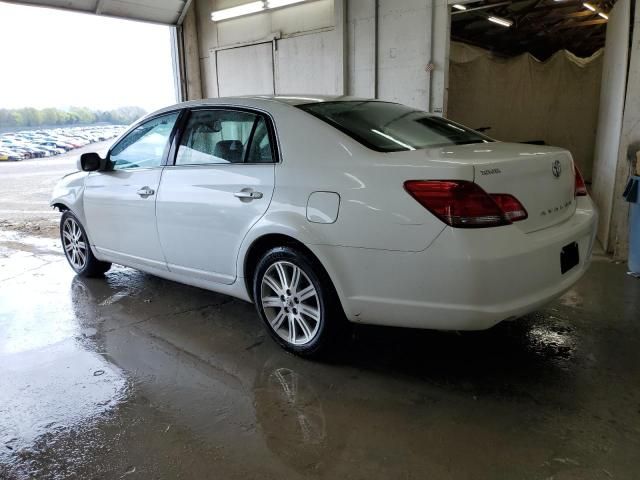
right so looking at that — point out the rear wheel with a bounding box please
[60,211,111,277]
[253,246,346,358]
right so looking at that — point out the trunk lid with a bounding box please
[421,142,577,233]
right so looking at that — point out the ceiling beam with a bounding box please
[450,0,611,59]
[530,1,589,12]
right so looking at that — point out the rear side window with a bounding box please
[176,109,274,165]
[298,101,492,152]
[245,117,273,163]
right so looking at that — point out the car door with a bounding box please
[156,108,277,284]
[83,111,180,271]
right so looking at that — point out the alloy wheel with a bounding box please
[260,261,321,346]
[62,217,88,271]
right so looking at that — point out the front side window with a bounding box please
[109,112,179,169]
[298,101,492,152]
[176,110,274,165]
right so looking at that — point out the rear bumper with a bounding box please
[318,197,597,330]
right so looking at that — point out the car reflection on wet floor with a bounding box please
[1,230,639,479]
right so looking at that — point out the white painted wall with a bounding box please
[216,42,275,96]
[216,0,334,46]
[377,0,431,110]
[591,0,630,251]
[347,0,376,98]
[192,0,336,98]
[187,0,447,112]
[275,31,340,95]
[431,0,450,114]
[346,0,445,111]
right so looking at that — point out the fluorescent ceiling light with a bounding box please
[211,0,309,21]
[452,4,467,10]
[598,11,609,19]
[488,15,513,27]
[446,123,466,132]
[275,96,325,102]
[371,129,415,151]
[211,1,264,21]
[583,2,596,11]
[267,0,306,8]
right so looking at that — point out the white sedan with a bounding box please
[51,96,597,357]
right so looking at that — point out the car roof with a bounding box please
[148,95,382,117]
[245,95,373,106]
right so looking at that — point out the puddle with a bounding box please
[0,258,129,474]
[0,229,61,256]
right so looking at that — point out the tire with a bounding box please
[60,211,111,277]
[253,246,346,359]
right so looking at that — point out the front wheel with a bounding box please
[253,246,346,358]
[60,211,111,277]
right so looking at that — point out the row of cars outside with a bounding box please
[0,125,126,161]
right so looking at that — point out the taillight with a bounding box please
[574,164,587,197]
[490,194,528,222]
[404,180,528,228]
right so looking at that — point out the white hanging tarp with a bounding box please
[448,41,603,181]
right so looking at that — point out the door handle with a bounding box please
[234,190,263,200]
[137,186,155,198]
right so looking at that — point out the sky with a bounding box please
[0,2,176,112]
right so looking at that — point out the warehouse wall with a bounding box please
[190,0,338,98]
[183,0,450,112]
[377,0,431,108]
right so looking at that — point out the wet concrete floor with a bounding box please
[1,230,640,479]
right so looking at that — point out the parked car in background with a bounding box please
[0,148,25,161]
[38,145,65,156]
[8,146,35,159]
[51,96,598,358]
[0,125,126,161]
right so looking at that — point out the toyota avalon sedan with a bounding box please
[51,96,597,358]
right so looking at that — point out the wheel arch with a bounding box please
[50,171,89,227]
[244,234,315,300]
[53,202,105,261]
[52,202,70,212]
[242,233,347,316]
[51,200,88,232]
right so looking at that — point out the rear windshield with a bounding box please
[298,101,492,152]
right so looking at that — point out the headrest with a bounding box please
[214,140,243,163]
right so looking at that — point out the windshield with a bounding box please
[298,101,492,152]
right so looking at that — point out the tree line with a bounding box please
[0,106,147,128]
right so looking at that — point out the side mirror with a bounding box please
[79,152,109,172]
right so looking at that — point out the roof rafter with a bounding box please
[450,0,615,59]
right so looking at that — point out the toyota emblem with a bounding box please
[552,160,562,178]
